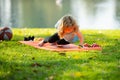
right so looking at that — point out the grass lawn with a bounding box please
[0,28,120,80]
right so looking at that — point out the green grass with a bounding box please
[0,28,120,80]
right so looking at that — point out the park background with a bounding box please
[1,0,120,29]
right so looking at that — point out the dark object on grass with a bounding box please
[24,36,34,41]
[31,62,42,67]
[24,37,29,41]
[58,52,66,56]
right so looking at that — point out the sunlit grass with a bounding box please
[0,28,120,80]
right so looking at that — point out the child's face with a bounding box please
[64,27,74,33]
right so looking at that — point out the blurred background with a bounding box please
[0,0,120,29]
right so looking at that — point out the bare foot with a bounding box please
[38,40,44,46]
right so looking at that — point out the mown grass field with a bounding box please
[0,28,120,80]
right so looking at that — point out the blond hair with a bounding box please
[58,15,79,38]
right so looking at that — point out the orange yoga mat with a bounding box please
[19,41,102,52]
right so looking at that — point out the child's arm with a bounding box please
[76,31,84,46]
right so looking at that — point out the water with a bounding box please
[0,0,120,29]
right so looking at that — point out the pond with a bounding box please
[0,0,120,29]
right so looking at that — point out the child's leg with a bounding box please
[48,33,60,43]
[48,32,70,45]
[39,33,69,46]
[39,32,60,46]
[38,37,50,46]
[41,32,60,43]
[57,39,70,45]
